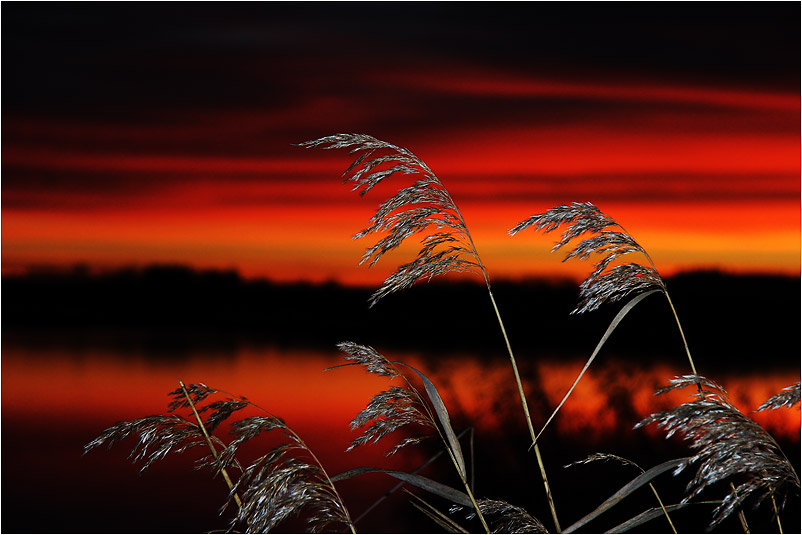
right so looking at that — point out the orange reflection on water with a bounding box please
[3,347,798,448]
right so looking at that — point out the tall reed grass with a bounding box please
[86,134,799,533]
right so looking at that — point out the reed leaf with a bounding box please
[563,458,687,533]
[606,503,692,533]
[566,452,678,533]
[330,467,473,507]
[353,427,473,525]
[395,361,467,479]
[406,490,471,533]
[534,290,660,444]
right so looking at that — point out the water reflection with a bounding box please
[6,345,798,437]
[2,344,799,533]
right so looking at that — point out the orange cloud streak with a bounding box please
[3,75,799,282]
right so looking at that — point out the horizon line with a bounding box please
[3,261,799,286]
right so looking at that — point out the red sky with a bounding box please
[3,4,799,285]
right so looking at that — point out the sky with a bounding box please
[3,3,800,285]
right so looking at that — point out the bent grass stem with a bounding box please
[487,288,561,532]
[458,206,561,533]
[178,379,242,509]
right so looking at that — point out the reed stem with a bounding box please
[631,231,698,378]
[487,288,561,532]
[728,482,750,533]
[455,196,561,532]
[771,494,783,534]
[178,379,242,509]
[663,291,698,376]
[648,482,677,533]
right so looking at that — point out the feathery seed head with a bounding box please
[348,385,433,455]
[338,341,401,378]
[84,415,206,473]
[229,452,350,533]
[510,201,665,314]
[454,499,548,533]
[636,375,799,528]
[756,382,801,412]
[302,133,483,305]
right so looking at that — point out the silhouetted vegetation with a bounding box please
[4,265,798,370]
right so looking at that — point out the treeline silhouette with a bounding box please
[2,264,799,368]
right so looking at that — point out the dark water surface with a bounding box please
[3,338,799,533]
[3,271,800,532]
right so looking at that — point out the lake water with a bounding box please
[2,341,799,533]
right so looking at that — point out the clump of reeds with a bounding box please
[86,133,799,533]
[302,132,561,531]
[85,381,355,533]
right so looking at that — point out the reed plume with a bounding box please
[510,201,702,447]
[636,375,800,529]
[510,201,697,372]
[756,382,801,412]
[453,499,548,533]
[298,134,482,306]
[509,201,665,315]
[335,342,433,455]
[222,416,354,533]
[87,383,355,533]
[83,414,209,473]
[348,385,433,455]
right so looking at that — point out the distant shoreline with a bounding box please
[3,264,799,370]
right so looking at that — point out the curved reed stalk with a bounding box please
[301,133,561,531]
[178,380,242,509]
